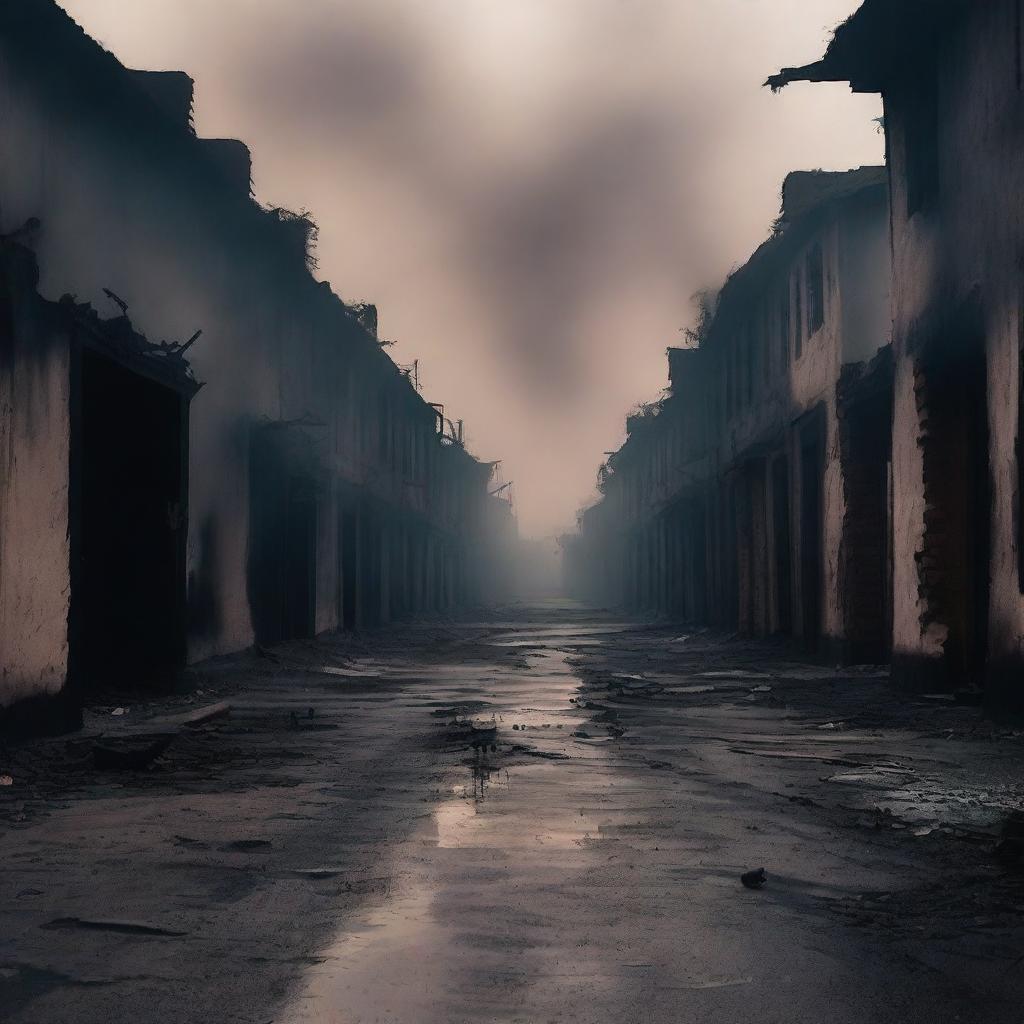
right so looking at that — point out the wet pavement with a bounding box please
[4,601,1024,1022]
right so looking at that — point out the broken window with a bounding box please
[806,242,825,337]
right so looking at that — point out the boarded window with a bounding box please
[806,243,825,336]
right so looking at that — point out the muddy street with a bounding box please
[4,603,1024,1022]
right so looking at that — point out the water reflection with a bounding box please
[275,625,610,1023]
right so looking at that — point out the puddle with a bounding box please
[276,883,443,1024]
[434,795,478,848]
[277,627,613,1023]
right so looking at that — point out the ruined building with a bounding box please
[768,0,1024,701]
[0,1,512,730]
[568,167,893,662]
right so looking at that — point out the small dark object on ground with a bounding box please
[994,838,1024,866]
[1002,810,1024,839]
[994,813,1024,866]
[741,868,768,889]
[219,839,272,852]
[449,722,497,749]
[156,700,230,728]
[92,734,174,771]
[955,689,984,707]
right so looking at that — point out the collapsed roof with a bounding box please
[765,0,964,94]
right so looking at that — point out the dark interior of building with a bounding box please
[248,427,317,646]
[72,349,186,690]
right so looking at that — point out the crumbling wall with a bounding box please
[884,1,1024,697]
[0,253,71,711]
[784,223,847,651]
[0,4,497,680]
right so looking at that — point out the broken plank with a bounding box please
[156,701,231,728]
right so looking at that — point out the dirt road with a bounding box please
[4,602,1024,1022]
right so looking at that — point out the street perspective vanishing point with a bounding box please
[4,2,1024,1022]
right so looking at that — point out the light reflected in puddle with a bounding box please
[276,884,442,1024]
[277,632,611,1023]
[434,790,477,848]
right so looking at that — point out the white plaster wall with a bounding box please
[0,288,71,706]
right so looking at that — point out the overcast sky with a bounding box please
[61,0,881,537]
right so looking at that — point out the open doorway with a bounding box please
[248,427,317,646]
[72,350,187,691]
[359,508,382,627]
[771,455,793,636]
[841,382,894,663]
[920,347,990,687]
[799,417,824,653]
[339,499,358,630]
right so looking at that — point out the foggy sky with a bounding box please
[60,0,882,537]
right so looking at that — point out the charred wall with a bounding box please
[574,172,893,665]
[0,1,505,705]
[880,0,1024,700]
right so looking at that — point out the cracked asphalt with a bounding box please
[4,601,1024,1022]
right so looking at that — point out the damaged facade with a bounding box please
[573,0,1024,706]
[567,168,894,663]
[768,0,1024,702]
[0,1,513,729]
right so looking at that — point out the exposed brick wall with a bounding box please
[911,348,990,687]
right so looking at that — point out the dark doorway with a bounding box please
[681,496,708,621]
[799,419,824,652]
[921,348,990,686]
[842,386,894,663]
[248,428,316,646]
[73,351,186,690]
[340,501,358,630]
[723,482,739,629]
[359,510,382,627]
[772,456,793,635]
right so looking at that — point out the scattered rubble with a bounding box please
[91,732,175,771]
[155,700,230,728]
